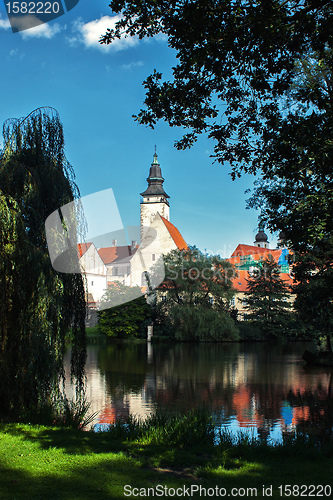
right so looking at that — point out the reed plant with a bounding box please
[105,408,215,448]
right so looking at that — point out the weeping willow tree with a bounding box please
[0,107,86,420]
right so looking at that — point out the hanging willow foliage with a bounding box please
[0,107,86,420]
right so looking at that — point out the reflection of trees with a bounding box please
[98,344,148,395]
[149,343,332,437]
[286,370,332,445]
[147,343,244,412]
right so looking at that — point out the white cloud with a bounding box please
[122,60,144,70]
[70,15,139,53]
[148,32,168,43]
[8,48,25,60]
[0,15,11,29]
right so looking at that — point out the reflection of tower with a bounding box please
[147,342,153,363]
[140,151,170,239]
[254,222,269,248]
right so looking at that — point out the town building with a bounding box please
[79,152,187,322]
[228,226,294,319]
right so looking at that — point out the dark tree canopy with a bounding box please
[101,0,333,177]
[293,246,333,354]
[98,282,152,338]
[245,49,333,352]
[0,108,86,419]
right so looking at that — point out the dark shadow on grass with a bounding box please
[0,424,126,455]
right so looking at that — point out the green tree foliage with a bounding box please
[171,305,239,341]
[0,108,86,419]
[162,246,235,309]
[156,246,239,340]
[246,49,333,352]
[98,282,152,338]
[243,254,293,338]
[101,0,333,176]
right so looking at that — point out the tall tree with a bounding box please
[246,49,333,352]
[243,254,293,338]
[156,246,239,340]
[161,246,235,309]
[0,108,86,419]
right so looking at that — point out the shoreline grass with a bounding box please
[1,409,332,499]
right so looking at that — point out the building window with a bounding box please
[112,267,118,276]
[91,281,94,286]
[230,297,235,306]
[152,253,156,261]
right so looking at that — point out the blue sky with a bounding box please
[0,0,277,256]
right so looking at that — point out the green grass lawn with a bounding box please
[0,418,332,500]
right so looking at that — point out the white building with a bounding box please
[79,152,187,321]
[78,242,108,325]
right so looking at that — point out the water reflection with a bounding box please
[64,342,332,442]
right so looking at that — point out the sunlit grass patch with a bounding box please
[1,411,332,500]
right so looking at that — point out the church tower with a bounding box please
[140,151,170,234]
[254,222,269,248]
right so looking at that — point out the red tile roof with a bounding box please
[160,216,188,250]
[78,242,92,258]
[228,245,294,292]
[230,269,293,292]
[98,245,138,265]
[231,244,271,258]
[230,246,284,266]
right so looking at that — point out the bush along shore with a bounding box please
[0,409,332,499]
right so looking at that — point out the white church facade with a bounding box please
[79,152,187,319]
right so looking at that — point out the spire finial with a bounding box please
[152,146,159,164]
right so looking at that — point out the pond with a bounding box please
[64,341,333,442]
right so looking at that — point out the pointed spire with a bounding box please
[140,151,170,199]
